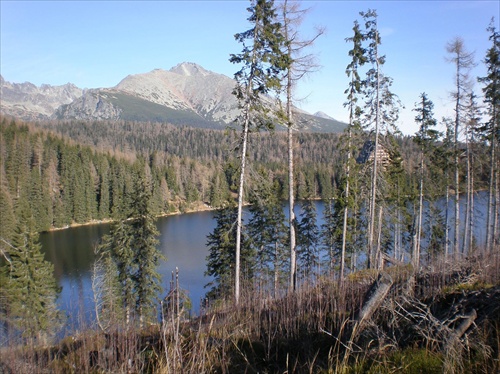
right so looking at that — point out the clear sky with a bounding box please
[1,1,498,135]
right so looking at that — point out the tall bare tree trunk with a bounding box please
[445,183,450,260]
[376,205,383,270]
[341,128,351,280]
[454,95,460,260]
[469,157,475,253]
[280,0,323,291]
[235,100,251,305]
[494,158,499,248]
[446,37,475,258]
[368,48,381,269]
[287,83,297,292]
[414,152,424,270]
[485,136,496,252]
[463,134,471,254]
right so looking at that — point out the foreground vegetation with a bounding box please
[1,250,499,373]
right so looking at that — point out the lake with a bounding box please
[38,194,491,332]
[39,209,219,331]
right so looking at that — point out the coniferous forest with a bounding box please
[1,1,499,373]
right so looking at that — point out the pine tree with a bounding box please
[462,91,482,254]
[209,170,231,208]
[230,0,290,304]
[99,219,135,325]
[0,185,16,246]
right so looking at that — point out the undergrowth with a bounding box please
[1,249,499,373]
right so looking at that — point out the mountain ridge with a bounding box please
[0,63,346,132]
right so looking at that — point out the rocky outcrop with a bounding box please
[53,90,122,120]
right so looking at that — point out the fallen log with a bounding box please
[356,271,394,326]
[445,309,477,350]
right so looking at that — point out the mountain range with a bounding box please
[0,62,346,132]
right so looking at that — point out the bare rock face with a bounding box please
[0,75,83,120]
[314,111,335,120]
[114,62,239,124]
[53,90,122,120]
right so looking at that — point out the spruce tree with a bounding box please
[478,20,500,252]
[247,173,287,296]
[2,213,60,344]
[230,0,290,304]
[320,198,339,276]
[205,206,254,301]
[296,185,319,281]
[359,9,402,269]
[340,18,367,279]
[98,172,163,326]
[129,175,162,325]
[413,93,439,268]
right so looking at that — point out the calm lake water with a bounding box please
[39,209,219,331]
[38,194,491,332]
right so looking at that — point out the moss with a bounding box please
[336,349,443,374]
[442,281,494,294]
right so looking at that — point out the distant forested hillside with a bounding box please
[0,117,492,239]
[0,118,348,235]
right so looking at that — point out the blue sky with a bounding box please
[1,1,498,134]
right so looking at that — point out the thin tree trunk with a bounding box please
[376,205,383,270]
[274,241,279,298]
[485,134,496,252]
[469,160,475,252]
[341,127,352,280]
[445,181,450,260]
[454,60,461,259]
[368,38,381,269]
[494,158,499,247]
[468,147,475,253]
[463,135,471,254]
[235,100,251,306]
[414,151,424,270]
[287,82,296,293]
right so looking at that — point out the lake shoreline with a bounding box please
[46,202,216,233]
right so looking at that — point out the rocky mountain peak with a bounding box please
[314,111,335,120]
[170,62,211,77]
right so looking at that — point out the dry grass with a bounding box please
[1,247,499,373]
